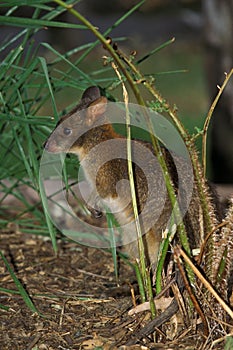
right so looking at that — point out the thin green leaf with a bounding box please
[106,210,119,283]
[0,287,21,294]
[137,37,175,64]
[0,0,51,6]
[69,0,145,66]
[38,178,58,252]
[0,250,40,314]
[0,46,23,80]
[156,224,177,294]
[13,126,34,182]
[110,0,146,30]
[41,43,95,86]
[0,15,87,29]
[0,304,10,311]
[38,56,58,119]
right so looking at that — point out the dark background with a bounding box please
[1,0,232,184]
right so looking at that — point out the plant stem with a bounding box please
[112,62,156,314]
[202,69,233,176]
[53,0,145,106]
[114,48,191,257]
[52,0,193,288]
[114,47,220,255]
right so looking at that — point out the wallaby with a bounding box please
[45,86,217,271]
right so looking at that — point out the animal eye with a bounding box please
[63,127,72,136]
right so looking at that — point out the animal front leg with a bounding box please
[85,190,103,219]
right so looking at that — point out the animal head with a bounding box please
[44,86,107,154]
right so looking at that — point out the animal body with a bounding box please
[45,86,207,271]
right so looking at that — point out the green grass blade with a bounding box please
[0,15,87,29]
[0,287,21,294]
[38,56,58,119]
[69,0,145,66]
[41,43,95,86]
[0,304,10,311]
[137,37,175,65]
[0,46,23,80]
[0,0,52,6]
[156,224,177,294]
[0,251,40,314]
[110,0,145,30]
[38,178,58,252]
[106,211,119,283]
[13,126,35,182]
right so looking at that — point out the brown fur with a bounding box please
[45,86,216,271]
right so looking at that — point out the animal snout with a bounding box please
[44,138,59,153]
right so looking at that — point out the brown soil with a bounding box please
[0,226,226,350]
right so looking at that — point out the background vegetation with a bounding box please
[1,1,232,348]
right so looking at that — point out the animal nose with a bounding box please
[44,139,50,150]
[44,139,58,152]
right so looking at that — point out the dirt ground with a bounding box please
[0,227,213,350]
[2,183,233,349]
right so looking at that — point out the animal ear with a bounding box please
[82,86,101,102]
[86,96,107,126]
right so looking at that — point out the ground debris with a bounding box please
[0,230,229,349]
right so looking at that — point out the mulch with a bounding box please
[0,227,223,349]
